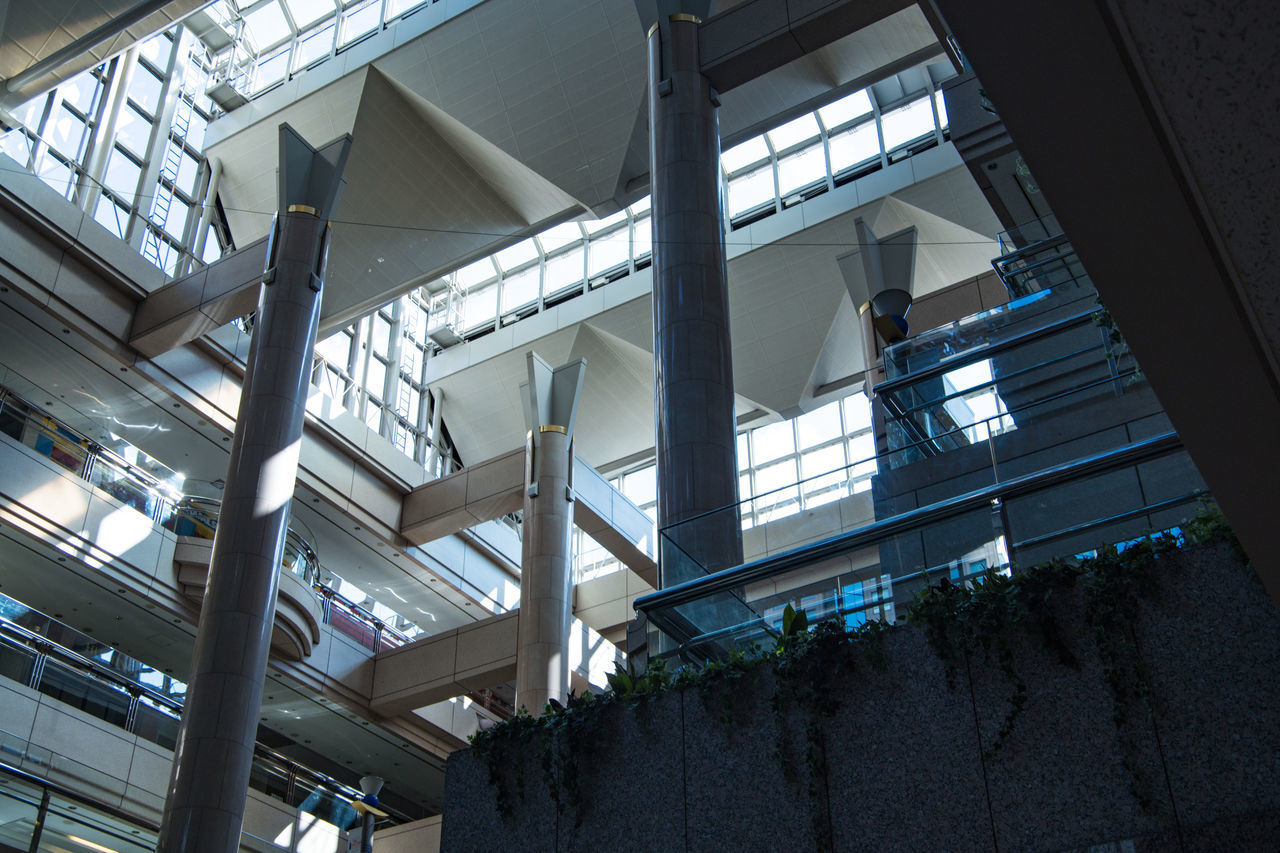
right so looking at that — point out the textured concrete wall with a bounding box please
[440,542,1280,851]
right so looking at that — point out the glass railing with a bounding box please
[162,497,321,589]
[662,318,1161,585]
[0,384,424,654]
[641,432,1207,658]
[0,390,182,523]
[0,760,159,853]
[992,234,1090,299]
[882,283,1099,381]
[878,302,1142,465]
[0,603,420,829]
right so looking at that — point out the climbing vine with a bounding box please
[468,502,1245,826]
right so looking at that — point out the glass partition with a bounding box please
[37,792,156,853]
[0,774,45,851]
[1,383,425,656]
[646,434,1206,658]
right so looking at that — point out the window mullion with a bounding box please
[127,33,183,250]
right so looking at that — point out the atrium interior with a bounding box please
[0,0,1276,851]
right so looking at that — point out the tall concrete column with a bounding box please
[648,10,743,581]
[515,352,585,713]
[158,125,351,853]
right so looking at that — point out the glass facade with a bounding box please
[202,0,455,99]
[574,390,876,582]
[1,31,227,276]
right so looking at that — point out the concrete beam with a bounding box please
[400,449,525,544]
[128,236,268,357]
[400,449,658,584]
[698,0,915,93]
[370,610,621,716]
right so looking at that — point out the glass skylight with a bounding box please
[535,222,583,253]
[721,136,769,173]
[243,2,291,52]
[494,238,538,271]
[818,89,873,129]
[283,0,336,30]
[766,113,820,151]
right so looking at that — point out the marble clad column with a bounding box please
[648,11,743,581]
[158,125,351,853]
[516,352,586,714]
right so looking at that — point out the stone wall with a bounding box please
[440,543,1280,851]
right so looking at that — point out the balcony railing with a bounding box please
[0,602,421,829]
[640,432,1207,658]
[0,386,420,654]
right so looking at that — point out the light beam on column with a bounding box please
[157,123,352,853]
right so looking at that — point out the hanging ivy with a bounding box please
[468,502,1245,825]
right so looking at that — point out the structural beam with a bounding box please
[515,353,586,712]
[400,450,658,586]
[129,235,269,357]
[370,610,622,717]
[648,14,742,580]
[697,0,915,93]
[157,124,351,853]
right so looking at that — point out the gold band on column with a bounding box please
[669,13,702,23]
[539,424,568,434]
[286,204,320,216]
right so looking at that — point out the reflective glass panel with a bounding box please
[114,106,151,155]
[47,107,88,160]
[818,89,873,128]
[0,774,42,851]
[285,0,335,29]
[721,135,768,173]
[828,121,880,172]
[244,2,292,51]
[584,209,626,235]
[776,143,826,196]
[128,68,163,115]
[536,222,583,253]
[632,216,651,258]
[340,0,381,45]
[500,265,540,314]
[751,420,795,464]
[726,165,774,217]
[104,149,141,198]
[292,21,336,70]
[494,238,538,271]
[544,246,584,293]
[881,96,935,151]
[766,113,820,151]
[797,401,842,448]
[461,283,497,328]
[455,258,496,289]
[94,197,128,238]
[587,234,628,276]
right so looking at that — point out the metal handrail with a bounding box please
[0,617,182,712]
[660,356,1145,538]
[637,431,1183,616]
[0,619,416,826]
[1,386,417,649]
[0,758,161,830]
[873,305,1103,396]
[665,488,1207,652]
